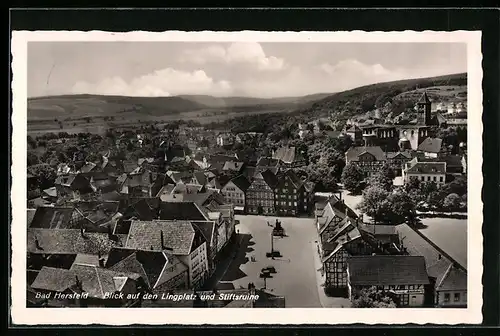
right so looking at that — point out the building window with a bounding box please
[440,176,444,182]
[444,293,450,302]
[454,293,460,302]
[433,176,437,181]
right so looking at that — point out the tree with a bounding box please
[357,185,391,224]
[427,190,446,210]
[27,151,39,166]
[367,163,395,191]
[442,176,467,197]
[351,286,397,308]
[387,189,417,224]
[30,164,57,190]
[443,193,461,211]
[341,163,365,194]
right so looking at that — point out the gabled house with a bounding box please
[272,146,306,168]
[255,157,281,175]
[106,247,189,292]
[274,169,307,216]
[345,146,387,178]
[246,169,278,215]
[55,174,93,197]
[191,221,217,277]
[221,175,251,212]
[417,137,444,159]
[346,255,430,307]
[395,223,468,307]
[386,151,413,176]
[125,220,209,289]
[222,161,245,174]
[30,264,143,307]
[402,158,446,186]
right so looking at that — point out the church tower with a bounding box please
[416,91,432,125]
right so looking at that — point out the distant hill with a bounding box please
[27,92,335,121]
[296,72,467,119]
[28,94,209,120]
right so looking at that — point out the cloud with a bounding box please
[181,42,287,71]
[71,68,233,97]
[318,59,403,81]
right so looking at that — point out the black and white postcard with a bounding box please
[11,30,483,325]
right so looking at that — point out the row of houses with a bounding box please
[345,139,466,182]
[314,194,467,308]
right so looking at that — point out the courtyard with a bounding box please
[209,215,351,308]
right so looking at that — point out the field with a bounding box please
[395,85,467,102]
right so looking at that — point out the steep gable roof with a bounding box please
[125,220,196,255]
[406,162,446,174]
[28,228,127,255]
[227,174,251,192]
[347,255,430,286]
[159,201,210,221]
[346,146,386,162]
[435,263,467,291]
[260,169,278,188]
[106,247,170,288]
[31,265,141,299]
[417,137,443,154]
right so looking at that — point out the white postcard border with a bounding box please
[11,30,483,325]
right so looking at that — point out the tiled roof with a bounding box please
[228,174,251,192]
[417,137,443,154]
[79,162,97,173]
[223,161,244,172]
[406,162,446,174]
[346,146,386,162]
[106,247,171,288]
[27,228,127,255]
[386,151,412,160]
[347,255,430,286]
[395,223,466,290]
[159,201,209,221]
[436,263,467,291]
[126,220,196,255]
[29,206,75,229]
[256,157,280,168]
[359,224,397,236]
[273,147,297,164]
[260,169,278,188]
[209,154,237,164]
[55,174,77,187]
[31,265,141,299]
[191,221,216,248]
[282,169,304,189]
[27,209,37,227]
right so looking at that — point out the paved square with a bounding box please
[222,215,321,307]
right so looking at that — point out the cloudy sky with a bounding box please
[28,42,467,98]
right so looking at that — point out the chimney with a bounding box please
[34,236,43,250]
[98,253,105,267]
[75,275,82,290]
[107,224,113,238]
[160,230,165,250]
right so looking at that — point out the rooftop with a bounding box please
[28,228,127,255]
[346,146,386,162]
[347,255,430,286]
[125,220,196,255]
